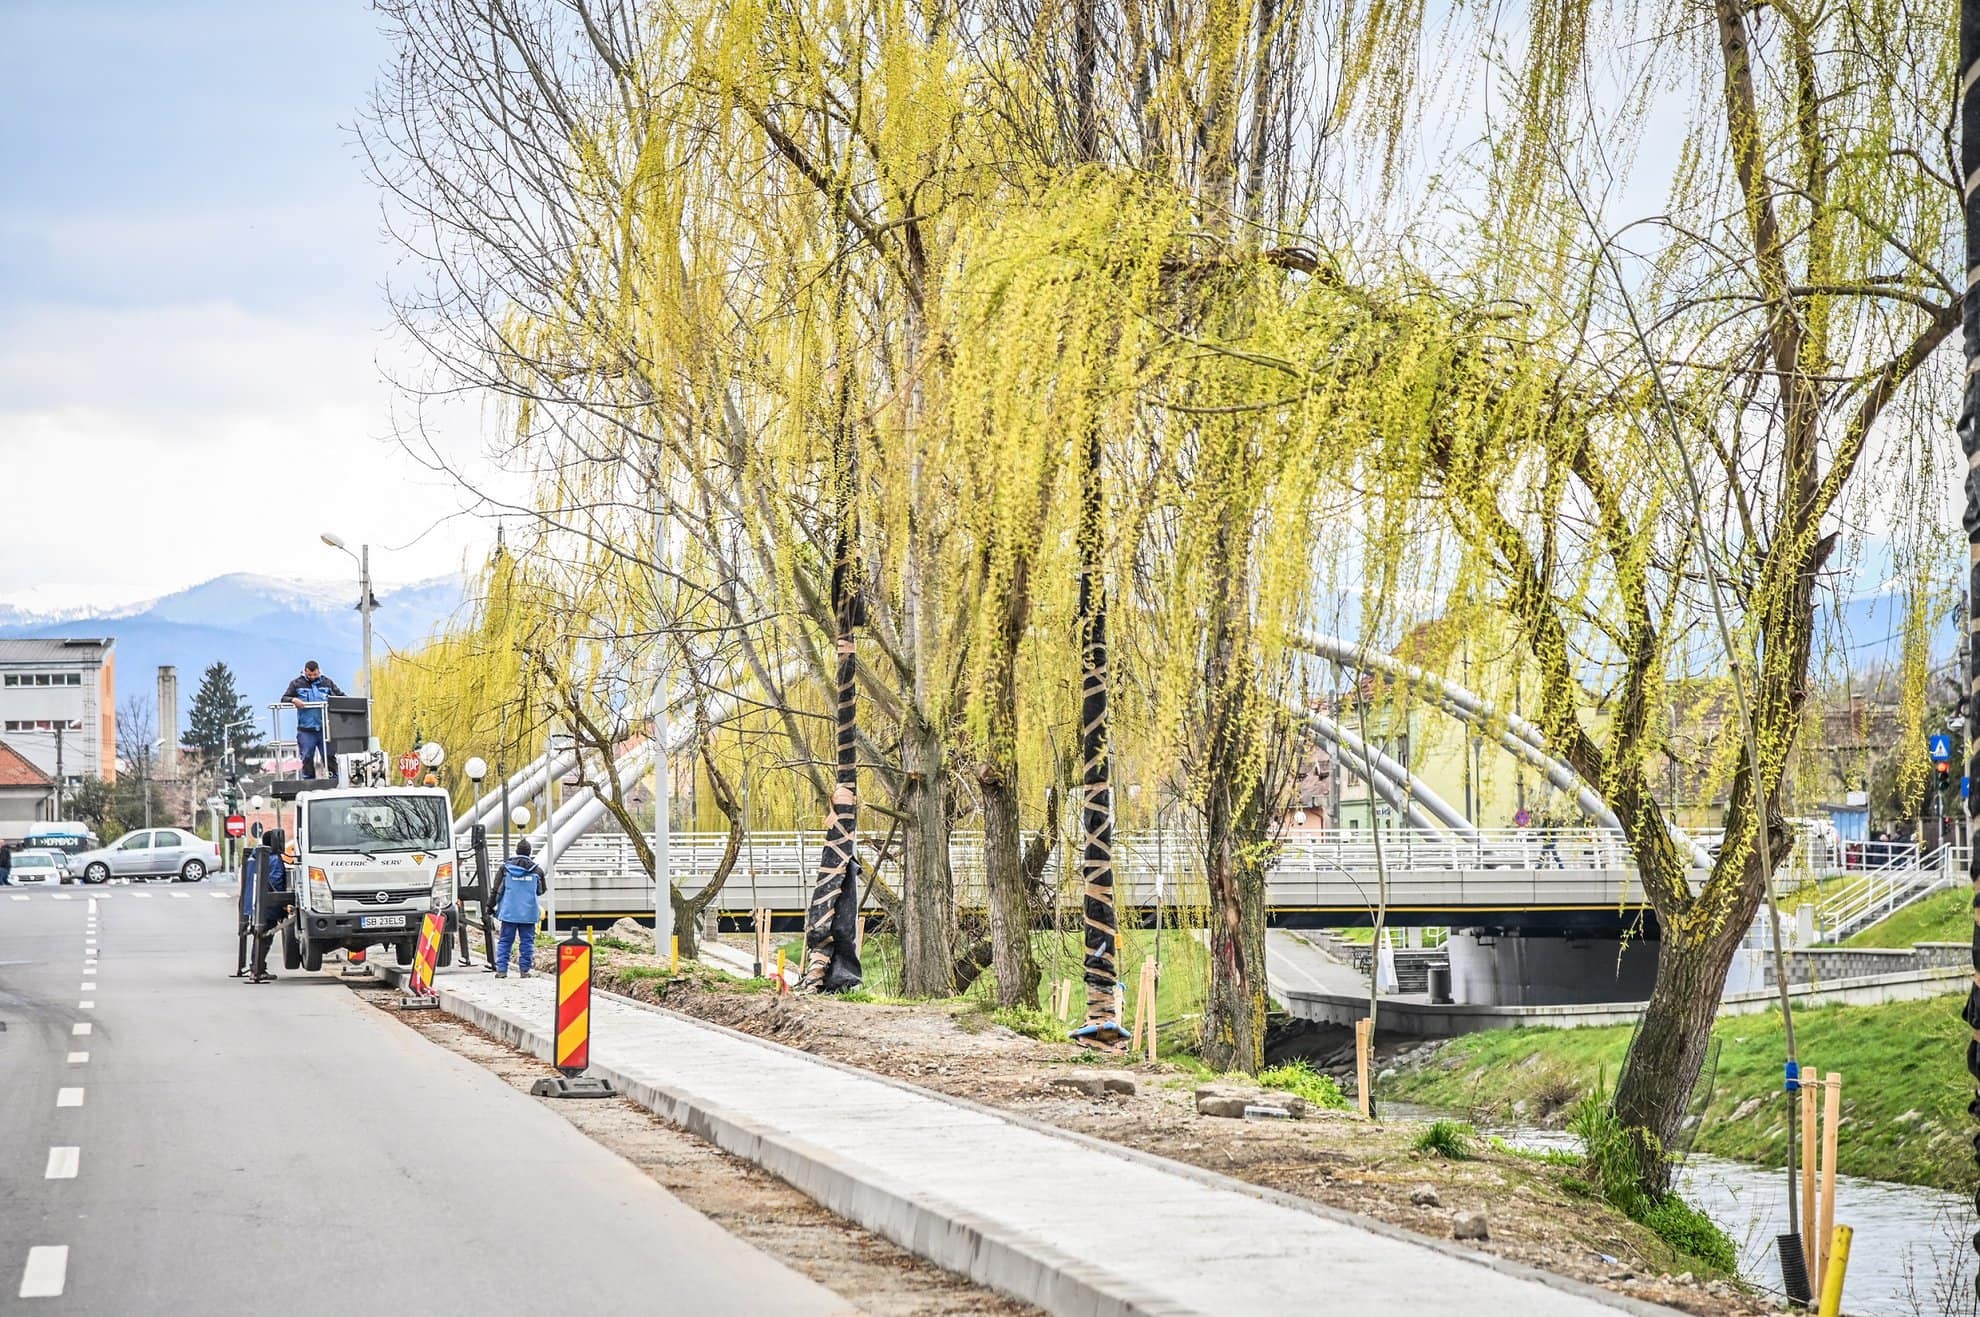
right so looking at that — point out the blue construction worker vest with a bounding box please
[295,678,333,730]
[496,859,542,925]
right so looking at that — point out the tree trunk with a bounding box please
[899,712,956,996]
[1611,909,1750,1190]
[981,762,1041,1008]
[1075,422,1126,1047]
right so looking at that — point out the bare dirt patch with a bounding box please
[589,943,1778,1317]
[351,980,1036,1317]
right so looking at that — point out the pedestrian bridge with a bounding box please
[488,828,1678,931]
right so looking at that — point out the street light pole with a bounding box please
[320,533,378,697]
[652,471,673,962]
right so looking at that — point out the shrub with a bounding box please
[1257,1061,1351,1110]
[1414,1120,1474,1160]
[990,1007,1066,1042]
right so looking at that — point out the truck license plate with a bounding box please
[360,915,407,930]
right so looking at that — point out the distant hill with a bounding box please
[0,573,467,731]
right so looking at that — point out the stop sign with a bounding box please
[225,815,247,838]
[399,752,422,783]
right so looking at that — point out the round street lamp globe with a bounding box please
[418,741,446,768]
[510,806,532,828]
[249,796,264,811]
[464,756,488,783]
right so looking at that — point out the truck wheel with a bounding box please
[395,939,414,967]
[302,940,323,973]
[282,925,302,971]
[437,938,454,968]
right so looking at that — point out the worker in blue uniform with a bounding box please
[280,661,344,781]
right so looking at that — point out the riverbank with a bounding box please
[546,931,1779,1315]
[1383,996,1968,1191]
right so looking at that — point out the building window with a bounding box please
[2,672,83,687]
[2,719,84,733]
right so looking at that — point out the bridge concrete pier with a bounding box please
[1445,929,1658,1006]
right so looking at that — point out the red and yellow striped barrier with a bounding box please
[410,911,445,997]
[555,933,592,1077]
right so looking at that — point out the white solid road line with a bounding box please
[18,1246,68,1298]
[44,1147,79,1179]
[66,1052,87,1064]
[71,1023,90,1036]
[55,1089,83,1109]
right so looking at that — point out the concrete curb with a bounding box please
[378,964,1676,1317]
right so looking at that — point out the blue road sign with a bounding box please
[1964,775,1971,800]
[1930,733,1953,765]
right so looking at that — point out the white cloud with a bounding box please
[0,299,506,596]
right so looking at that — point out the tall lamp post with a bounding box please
[320,533,378,697]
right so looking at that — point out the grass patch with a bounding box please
[613,964,673,983]
[1413,1120,1474,1159]
[1385,995,1970,1191]
[1257,1060,1350,1110]
[1487,1136,1583,1167]
[1844,884,1967,949]
[1570,1100,1737,1274]
[777,927,1213,1045]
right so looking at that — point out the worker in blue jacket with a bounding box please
[280,661,344,781]
[492,840,546,979]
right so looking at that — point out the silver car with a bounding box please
[71,828,220,884]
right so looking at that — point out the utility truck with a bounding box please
[263,704,459,972]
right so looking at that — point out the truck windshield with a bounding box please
[306,797,449,854]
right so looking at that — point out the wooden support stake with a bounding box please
[1143,958,1158,1063]
[1800,1072,1819,1282]
[1355,1018,1373,1118]
[776,947,787,994]
[1817,1072,1841,1294]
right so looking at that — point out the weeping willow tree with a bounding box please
[1318,0,1965,1188]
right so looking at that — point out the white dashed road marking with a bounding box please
[66,1052,87,1064]
[80,983,94,992]
[71,1023,90,1036]
[51,894,70,902]
[9,895,25,902]
[18,1246,68,1298]
[55,1089,83,1109]
[78,1001,92,1010]
[171,893,190,900]
[86,898,97,913]
[133,893,152,900]
[43,1147,78,1179]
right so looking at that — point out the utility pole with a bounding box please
[53,724,64,821]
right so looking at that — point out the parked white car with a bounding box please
[8,849,67,885]
[70,828,221,884]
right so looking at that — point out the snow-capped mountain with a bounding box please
[0,573,468,729]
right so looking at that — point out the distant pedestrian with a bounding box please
[0,841,12,886]
[492,840,547,979]
[280,660,345,781]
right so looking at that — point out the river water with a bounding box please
[1483,1121,1971,1316]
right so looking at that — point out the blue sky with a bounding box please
[0,1,491,608]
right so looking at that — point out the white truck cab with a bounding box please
[280,754,457,971]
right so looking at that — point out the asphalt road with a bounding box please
[0,881,851,1315]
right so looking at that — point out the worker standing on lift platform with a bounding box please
[281,660,345,782]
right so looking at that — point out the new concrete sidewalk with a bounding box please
[392,964,1669,1317]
